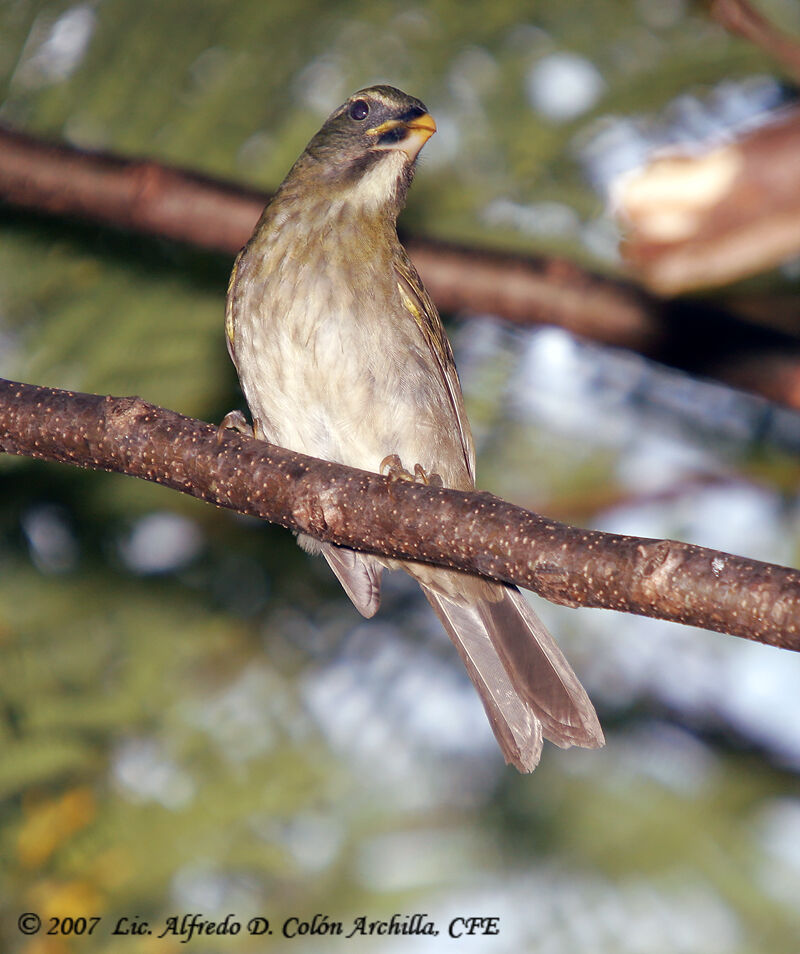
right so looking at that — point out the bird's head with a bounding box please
[288,85,437,212]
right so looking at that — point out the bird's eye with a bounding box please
[348,99,370,121]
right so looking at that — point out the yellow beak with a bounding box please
[370,113,437,160]
[404,113,437,139]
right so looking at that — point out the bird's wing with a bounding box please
[393,251,476,483]
[321,544,383,618]
[420,575,603,770]
[224,248,245,364]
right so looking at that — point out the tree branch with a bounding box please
[1,377,798,650]
[617,108,800,294]
[5,123,800,412]
[0,124,661,353]
[711,0,800,83]
[618,0,800,295]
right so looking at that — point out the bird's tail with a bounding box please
[420,578,603,772]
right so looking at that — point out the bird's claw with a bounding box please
[380,454,442,486]
[380,453,415,481]
[217,409,254,443]
[415,464,443,487]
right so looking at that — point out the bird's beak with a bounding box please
[404,113,437,138]
[371,113,437,161]
[403,113,437,158]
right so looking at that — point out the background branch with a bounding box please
[615,1,800,294]
[1,376,798,649]
[5,124,800,413]
[711,0,800,82]
[617,108,800,294]
[0,124,660,352]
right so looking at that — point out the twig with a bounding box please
[620,0,800,293]
[711,0,800,82]
[0,377,798,649]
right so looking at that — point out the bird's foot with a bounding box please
[380,454,443,487]
[414,463,444,486]
[380,454,415,482]
[217,409,254,443]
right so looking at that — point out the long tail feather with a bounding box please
[478,585,603,749]
[422,584,544,772]
[422,578,603,767]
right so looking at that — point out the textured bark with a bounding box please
[1,377,798,649]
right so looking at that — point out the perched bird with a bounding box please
[225,85,604,771]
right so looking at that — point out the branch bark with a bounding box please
[1,377,798,650]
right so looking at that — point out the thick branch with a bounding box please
[0,377,797,649]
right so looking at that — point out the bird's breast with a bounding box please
[228,208,470,487]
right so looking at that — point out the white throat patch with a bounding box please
[351,150,407,211]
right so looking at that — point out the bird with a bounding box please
[224,84,604,771]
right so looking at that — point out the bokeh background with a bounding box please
[2,1,800,952]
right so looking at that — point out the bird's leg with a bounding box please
[380,454,443,486]
[217,409,255,442]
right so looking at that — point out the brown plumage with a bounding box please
[225,85,604,771]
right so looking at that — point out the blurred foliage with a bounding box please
[1,2,800,953]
